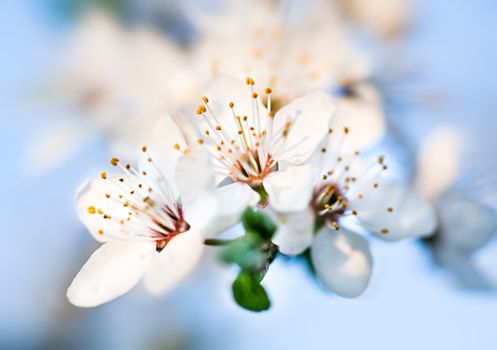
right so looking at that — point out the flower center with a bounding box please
[153,204,191,252]
[232,149,276,185]
[195,78,296,186]
[86,150,191,252]
[312,182,349,226]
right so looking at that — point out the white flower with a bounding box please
[27,12,198,173]
[415,127,497,285]
[192,76,336,233]
[269,122,437,297]
[67,116,217,307]
[188,1,374,106]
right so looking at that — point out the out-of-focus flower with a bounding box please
[338,0,412,40]
[67,116,218,307]
[194,76,335,233]
[269,121,437,298]
[188,0,374,106]
[416,127,497,288]
[27,11,198,173]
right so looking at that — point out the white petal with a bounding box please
[140,115,187,197]
[174,147,216,204]
[201,75,268,138]
[329,83,385,153]
[75,178,129,242]
[437,194,496,252]
[311,226,372,298]
[351,182,437,241]
[274,91,335,164]
[270,208,315,255]
[264,165,314,212]
[67,241,154,307]
[143,230,204,295]
[182,192,219,232]
[202,182,259,237]
[416,127,462,200]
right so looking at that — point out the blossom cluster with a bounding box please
[34,0,495,310]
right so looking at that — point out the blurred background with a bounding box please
[1,0,497,349]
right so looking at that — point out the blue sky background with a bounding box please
[1,1,497,349]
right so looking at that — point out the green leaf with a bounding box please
[221,233,265,271]
[241,207,277,239]
[232,271,271,312]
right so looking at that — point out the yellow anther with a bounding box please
[105,194,110,199]
[141,146,147,153]
[229,102,234,108]
[110,158,119,166]
[387,207,394,213]
[246,77,255,85]
[174,144,181,150]
[202,96,209,103]
[98,229,104,235]
[352,210,358,215]
[87,206,96,214]
[344,127,350,134]
[100,172,107,180]
[265,87,272,94]
[197,138,204,144]
[252,92,258,99]
[381,228,389,234]
[215,125,222,131]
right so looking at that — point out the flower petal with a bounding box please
[174,147,216,204]
[270,208,315,255]
[139,115,188,198]
[329,83,385,153]
[143,230,204,295]
[437,194,497,252]
[263,165,314,212]
[182,192,219,232]
[274,91,335,164]
[67,241,154,307]
[416,127,462,200]
[311,226,372,298]
[202,182,260,237]
[351,182,437,241]
[75,178,129,242]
